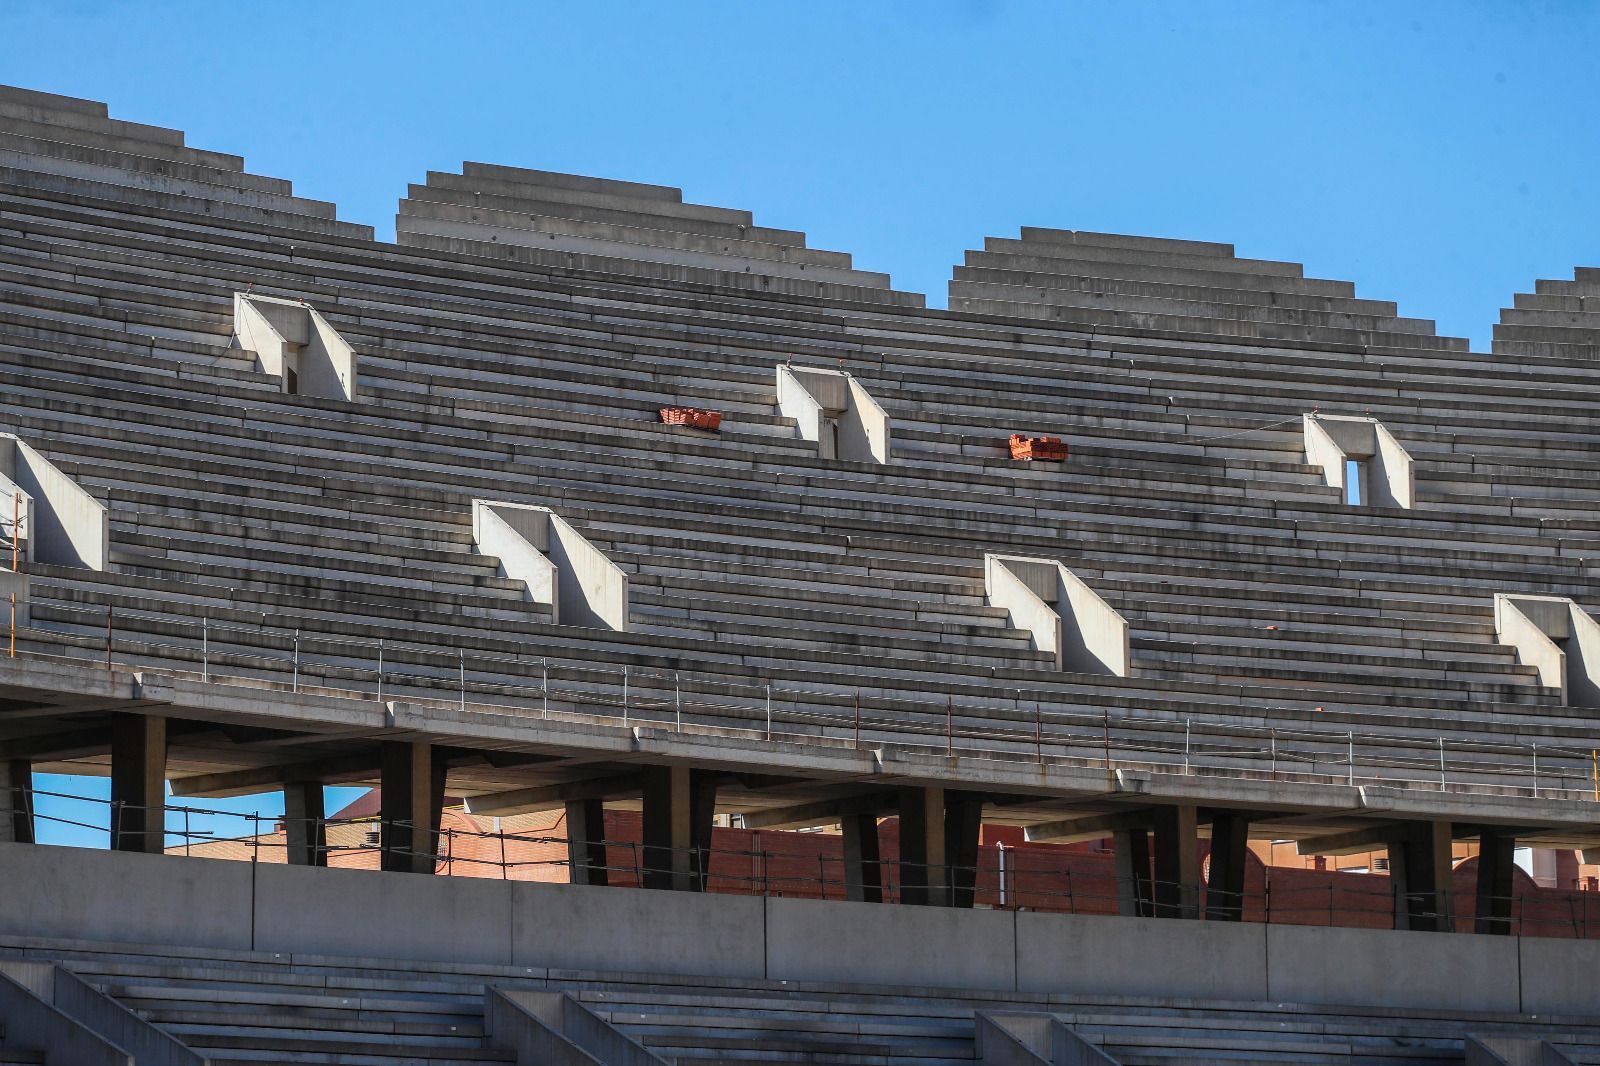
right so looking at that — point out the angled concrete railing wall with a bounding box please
[1302,413,1414,509]
[776,364,891,463]
[0,433,108,570]
[495,989,667,1066]
[472,500,629,631]
[1467,1035,1579,1066]
[1493,594,1600,707]
[979,1014,1120,1066]
[0,964,131,1066]
[985,554,1129,675]
[234,292,357,400]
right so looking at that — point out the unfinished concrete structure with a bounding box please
[3,85,1600,1062]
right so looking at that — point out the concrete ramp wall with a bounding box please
[0,842,1591,1017]
[0,434,108,570]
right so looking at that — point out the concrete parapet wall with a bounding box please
[0,566,26,628]
[5,842,1595,1016]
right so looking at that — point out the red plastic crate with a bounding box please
[1009,434,1068,461]
[660,406,723,431]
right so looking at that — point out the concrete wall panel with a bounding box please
[1266,924,1519,1012]
[511,882,764,979]
[252,862,514,965]
[1518,936,1600,1015]
[766,896,1016,991]
[1016,911,1267,1000]
[0,843,252,950]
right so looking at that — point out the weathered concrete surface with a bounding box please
[1266,923,1519,1012]
[1016,910,1265,1000]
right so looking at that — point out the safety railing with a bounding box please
[9,786,1600,940]
[9,600,1600,803]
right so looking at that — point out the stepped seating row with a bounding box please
[7,101,1600,786]
[10,936,1600,1066]
[1494,271,1600,360]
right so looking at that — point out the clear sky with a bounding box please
[2,1,1597,844]
[3,1,1598,351]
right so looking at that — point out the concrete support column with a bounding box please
[1151,804,1199,919]
[641,766,717,891]
[109,713,165,854]
[841,812,883,903]
[1205,811,1251,922]
[283,781,326,867]
[1475,828,1516,935]
[565,798,609,887]
[0,759,33,845]
[379,742,443,874]
[1113,828,1153,917]
[944,791,984,909]
[898,786,947,906]
[1390,820,1454,932]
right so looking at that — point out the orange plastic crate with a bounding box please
[660,406,723,431]
[1009,434,1068,461]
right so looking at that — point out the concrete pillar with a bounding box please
[379,742,443,874]
[1151,804,1199,919]
[0,759,33,845]
[841,812,883,903]
[944,791,984,909]
[641,766,717,891]
[109,713,165,854]
[566,798,609,887]
[1205,811,1251,922]
[1475,828,1516,935]
[1113,827,1153,917]
[898,786,947,906]
[283,781,326,867]
[1390,820,1454,932]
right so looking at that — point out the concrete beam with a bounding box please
[840,811,883,903]
[282,781,326,867]
[984,554,1129,675]
[0,758,32,845]
[776,363,892,464]
[234,293,357,401]
[640,765,716,891]
[0,434,108,570]
[1205,810,1250,922]
[471,500,628,631]
[462,772,644,817]
[379,741,443,875]
[1475,828,1516,936]
[1024,809,1155,844]
[564,797,608,887]
[1494,593,1600,707]
[1151,804,1199,919]
[108,713,164,854]
[740,791,900,830]
[1302,413,1415,509]
[898,785,947,906]
[169,753,381,798]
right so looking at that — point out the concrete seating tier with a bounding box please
[8,90,1600,804]
[7,935,1600,1066]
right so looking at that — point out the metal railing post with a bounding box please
[105,604,113,673]
[766,685,772,740]
[1438,737,1446,791]
[1184,719,1191,775]
[674,672,681,731]
[622,666,629,728]
[1347,732,1355,786]
[1270,728,1277,777]
[376,639,384,702]
[201,615,209,682]
[541,660,548,719]
[292,628,300,692]
[1532,742,1538,798]
[459,649,466,711]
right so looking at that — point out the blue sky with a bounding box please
[2,1,1597,844]
[3,1,1598,351]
